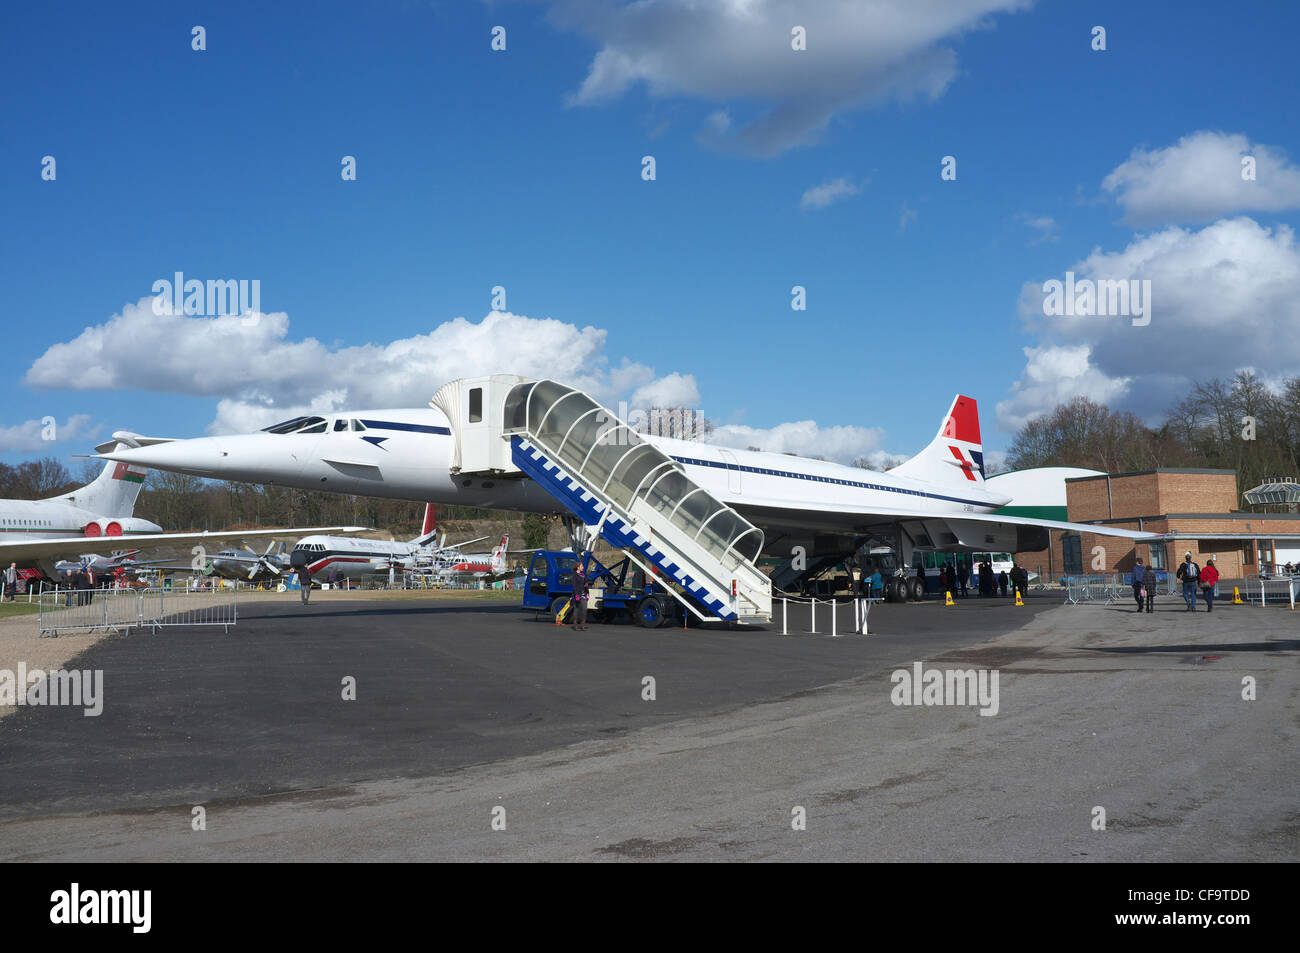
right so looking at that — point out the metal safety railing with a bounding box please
[775,596,877,636]
[38,586,238,637]
[1219,576,1298,608]
[503,378,771,623]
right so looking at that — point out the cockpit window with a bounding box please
[298,418,327,434]
[263,416,327,435]
[263,416,310,434]
[350,419,367,432]
[333,419,348,432]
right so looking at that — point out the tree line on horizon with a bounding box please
[1006,371,1300,503]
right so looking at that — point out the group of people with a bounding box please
[63,566,99,606]
[1131,552,1220,612]
[1175,551,1219,612]
[900,560,1027,601]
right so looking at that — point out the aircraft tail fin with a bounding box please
[887,395,985,488]
[411,504,439,546]
[493,534,509,571]
[47,447,149,517]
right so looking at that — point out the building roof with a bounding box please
[1243,479,1300,505]
[1065,468,1237,482]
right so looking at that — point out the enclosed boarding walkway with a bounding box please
[497,379,771,623]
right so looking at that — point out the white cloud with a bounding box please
[630,372,700,409]
[800,176,862,210]
[1003,216,1300,429]
[23,299,677,436]
[1102,131,1300,225]
[1016,213,1059,244]
[996,345,1131,431]
[552,0,1033,156]
[0,414,96,453]
[710,419,885,465]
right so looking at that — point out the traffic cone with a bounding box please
[1231,586,1243,605]
[944,591,954,607]
[1015,590,1024,606]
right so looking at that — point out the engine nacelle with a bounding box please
[82,517,162,538]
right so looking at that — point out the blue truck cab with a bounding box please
[522,549,685,627]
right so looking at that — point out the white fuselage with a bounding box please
[0,499,161,546]
[292,534,431,580]
[100,407,1009,537]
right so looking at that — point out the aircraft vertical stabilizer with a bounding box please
[46,447,149,516]
[886,395,985,489]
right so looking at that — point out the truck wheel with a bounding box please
[549,596,569,620]
[636,596,666,628]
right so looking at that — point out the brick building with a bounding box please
[1014,468,1300,580]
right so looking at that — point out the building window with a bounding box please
[1242,541,1255,566]
[1148,544,1167,570]
[1063,535,1082,575]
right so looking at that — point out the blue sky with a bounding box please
[4,0,1299,470]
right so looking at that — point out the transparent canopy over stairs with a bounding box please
[432,376,771,623]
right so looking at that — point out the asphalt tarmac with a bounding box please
[2,593,1294,861]
[0,594,1046,820]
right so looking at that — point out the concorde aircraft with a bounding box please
[0,437,365,584]
[94,377,1159,600]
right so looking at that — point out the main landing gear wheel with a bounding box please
[908,578,926,602]
[636,595,668,628]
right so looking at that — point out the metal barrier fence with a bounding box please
[38,586,238,637]
[1220,576,1298,608]
[1062,572,1297,608]
[776,596,875,636]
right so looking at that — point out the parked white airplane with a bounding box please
[287,506,503,583]
[94,380,1159,596]
[0,438,365,582]
[430,533,511,582]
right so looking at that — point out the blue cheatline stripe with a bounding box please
[670,454,991,509]
[510,437,734,620]
[358,419,451,435]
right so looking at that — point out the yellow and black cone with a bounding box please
[944,591,954,607]
[1015,590,1024,607]
[1231,586,1244,605]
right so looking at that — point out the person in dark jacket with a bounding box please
[997,570,1008,598]
[571,560,589,630]
[1175,552,1200,611]
[1010,563,1028,600]
[1131,558,1148,612]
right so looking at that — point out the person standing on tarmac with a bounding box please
[1201,559,1219,612]
[298,563,313,604]
[1010,563,1027,600]
[1131,558,1148,612]
[1176,552,1200,611]
[3,563,16,602]
[571,560,589,630]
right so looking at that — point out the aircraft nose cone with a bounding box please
[100,438,227,478]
